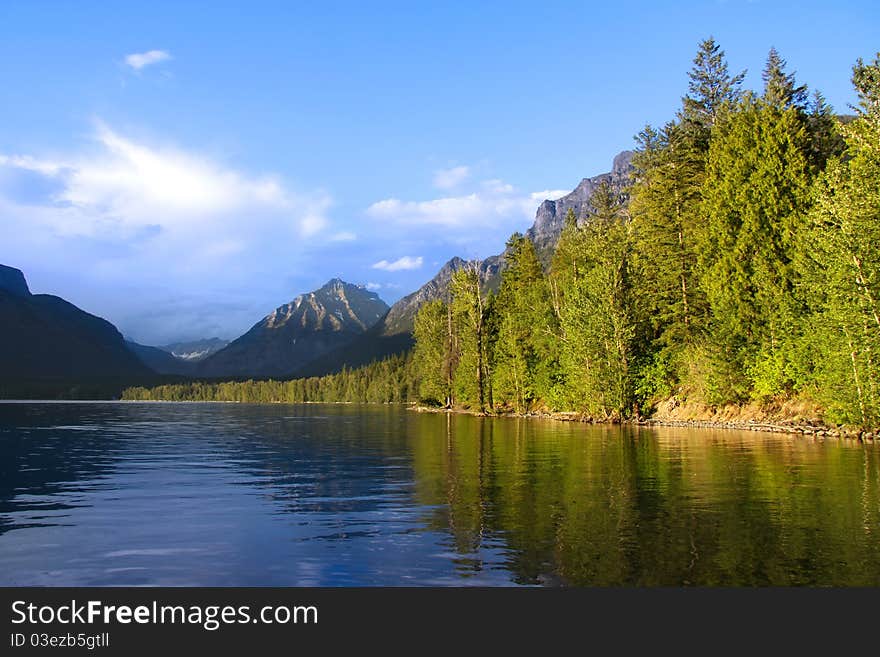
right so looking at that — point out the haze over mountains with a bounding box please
[0,151,632,390]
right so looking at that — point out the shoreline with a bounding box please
[408,405,878,442]
[5,397,874,441]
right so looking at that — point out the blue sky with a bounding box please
[0,1,877,344]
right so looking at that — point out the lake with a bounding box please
[1,401,878,586]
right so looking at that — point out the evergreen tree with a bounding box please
[806,90,846,168]
[630,122,705,343]
[681,36,746,142]
[698,95,813,401]
[762,47,808,111]
[491,233,559,412]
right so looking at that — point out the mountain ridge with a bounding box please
[0,265,154,384]
[197,278,389,378]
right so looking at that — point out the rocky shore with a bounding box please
[409,404,877,442]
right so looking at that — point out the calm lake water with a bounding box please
[1,401,878,586]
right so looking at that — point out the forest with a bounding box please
[125,40,880,430]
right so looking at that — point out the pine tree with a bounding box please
[491,233,558,412]
[681,36,746,146]
[806,90,846,168]
[762,47,808,111]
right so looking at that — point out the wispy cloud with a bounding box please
[371,256,423,271]
[0,122,332,240]
[433,165,470,190]
[0,121,338,341]
[530,189,570,202]
[124,50,172,70]
[329,231,357,242]
[366,183,546,230]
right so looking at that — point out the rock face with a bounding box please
[198,279,389,378]
[526,150,633,263]
[158,338,229,362]
[0,265,154,381]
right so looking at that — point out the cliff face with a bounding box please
[526,150,634,262]
[198,279,389,378]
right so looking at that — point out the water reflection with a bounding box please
[0,402,877,585]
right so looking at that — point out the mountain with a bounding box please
[126,340,196,376]
[299,151,635,377]
[0,264,154,385]
[527,150,634,263]
[124,337,229,375]
[293,257,502,376]
[198,279,389,378]
[390,151,634,332]
[158,338,229,362]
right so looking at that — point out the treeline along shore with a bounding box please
[124,40,880,435]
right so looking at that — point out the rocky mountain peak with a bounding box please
[526,150,634,261]
[197,278,389,378]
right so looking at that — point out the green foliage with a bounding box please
[490,234,559,412]
[796,53,880,427]
[697,96,813,401]
[129,45,880,432]
[555,183,642,419]
[449,265,490,410]
[413,299,453,405]
[123,353,416,404]
[629,122,706,371]
[762,47,809,111]
[681,36,746,144]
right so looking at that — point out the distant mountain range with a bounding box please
[0,151,633,390]
[160,338,229,362]
[123,338,231,376]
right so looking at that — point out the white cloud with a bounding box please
[0,120,337,302]
[0,123,331,241]
[367,187,540,230]
[365,282,382,291]
[329,231,357,242]
[371,256,423,271]
[530,189,570,202]
[124,50,172,70]
[433,165,470,190]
